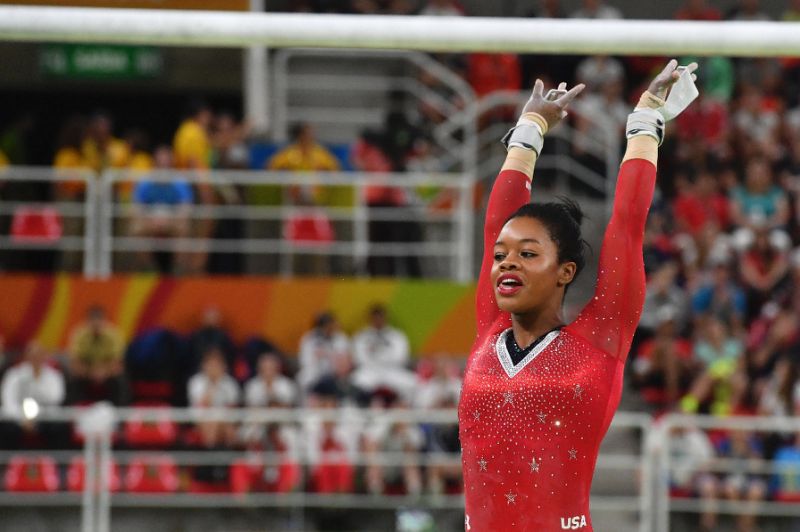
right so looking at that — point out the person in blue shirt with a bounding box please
[130,145,193,273]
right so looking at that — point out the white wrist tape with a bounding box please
[626,108,665,145]
[501,119,545,155]
[661,68,699,121]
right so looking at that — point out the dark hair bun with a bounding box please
[555,196,585,227]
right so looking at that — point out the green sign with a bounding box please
[40,44,163,80]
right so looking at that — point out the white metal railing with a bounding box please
[0,166,98,276]
[100,168,474,281]
[0,406,651,532]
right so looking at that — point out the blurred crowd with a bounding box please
[0,303,462,498]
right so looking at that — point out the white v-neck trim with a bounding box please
[495,328,561,379]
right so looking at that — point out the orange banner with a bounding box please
[0,1,249,10]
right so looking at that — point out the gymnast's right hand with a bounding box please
[521,79,585,133]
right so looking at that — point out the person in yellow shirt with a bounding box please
[67,305,127,405]
[173,100,213,171]
[268,123,344,206]
[81,111,130,173]
[53,116,89,200]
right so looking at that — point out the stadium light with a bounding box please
[0,6,800,57]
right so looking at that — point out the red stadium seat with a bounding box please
[124,406,178,448]
[66,456,122,492]
[10,207,63,243]
[124,455,179,493]
[284,212,335,244]
[5,455,59,492]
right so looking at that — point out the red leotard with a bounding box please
[459,158,656,531]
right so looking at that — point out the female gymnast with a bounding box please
[458,60,697,531]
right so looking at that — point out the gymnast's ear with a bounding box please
[557,261,577,287]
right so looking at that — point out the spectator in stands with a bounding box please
[467,53,521,99]
[529,0,564,18]
[731,156,789,241]
[419,0,463,16]
[674,0,721,20]
[746,302,798,396]
[309,351,365,407]
[124,129,154,173]
[414,358,461,410]
[303,379,359,494]
[676,92,730,156]
[665,425,717,531]
[0,341,67,449]
[739,224,790,320]
[632,310,695,411]
[174,99,213,171]
[639,262,690,336]
[244,350,297,408]
[188,346,240,448]
[681,317,745,415]
[297,312,350,392]
[759,356,800,416]
[352,304,416,400]
[714,429,767,532]
[727,0,771,20]
[773,430,800,501]
[81,111,130,173]
[213,112,250,171]
[129,145,193,274]
[575,55,625,91]
[691,258,747,333]
[189,306,236,376]
[67,305,127,405]
[733,86,781,160]
[53,116,89,200]
[569,0,622,19]
[363,389,424,495]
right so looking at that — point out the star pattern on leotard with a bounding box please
[573,384,584,400]
[529,457,539,473]
[568,448,578,461]
[473,410,481,421]
[478,457,488,472]
[536,411,547,424]
[502,391,514,405]
[505,491,517,504]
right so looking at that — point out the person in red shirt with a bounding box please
[459,60,697,531]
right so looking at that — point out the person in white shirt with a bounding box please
[351,305,416,399]
[187,347,240,447]
[0,341,67,449]
[297,312,350,392]
[244,351,296,408]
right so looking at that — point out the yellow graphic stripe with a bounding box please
[117,274,159,343]
[34,274,71,349]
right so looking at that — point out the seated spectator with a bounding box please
[666,425,717,530]
[467,53,521,99]
[569,0,622,19]
[363,389,423,495]
[129,145,193,274]
[733,87,780,160]
[187,346,240,448]
[575,55,625,91]
[303,379,359,493]
[691,259,746,333]
[52,116,88,201]
[739,224,790,320]
[173,99,212,171]
[415,358,461,410]
[714,429,767,532]
[0,341,68,449]
[309,352,365,407]
[676,92,730,155]
[189,306,236,377]
[244,351,297,408]
[632,310,695,411]
[212,112,249,171]
[352,304,416,399]
[638,262,690,336]
[297,312,350,392]
[674,0,721,20]
[773,430,800,500]
[81,110,130,173]
[681,317,745,415]
[268,122,340,205]
[730,157,789,240]
[67,305,127,405]
[745,302,798,393]
[759,356,800,417]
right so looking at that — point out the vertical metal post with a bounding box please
[82,171,98,278]
[272,50,290,143]
[353,178,368,276]
[98,171,114,278]
[97,430,112,532]
[655,418,672,532]
[81,435,97,532]
[454,175,474,283]
[639,418,655,532]
[244,0,269,134]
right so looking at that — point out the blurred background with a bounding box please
[2,1,800,531]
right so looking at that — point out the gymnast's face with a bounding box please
[491,216,576,315]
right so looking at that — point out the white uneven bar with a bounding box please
[1,6,800,56]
